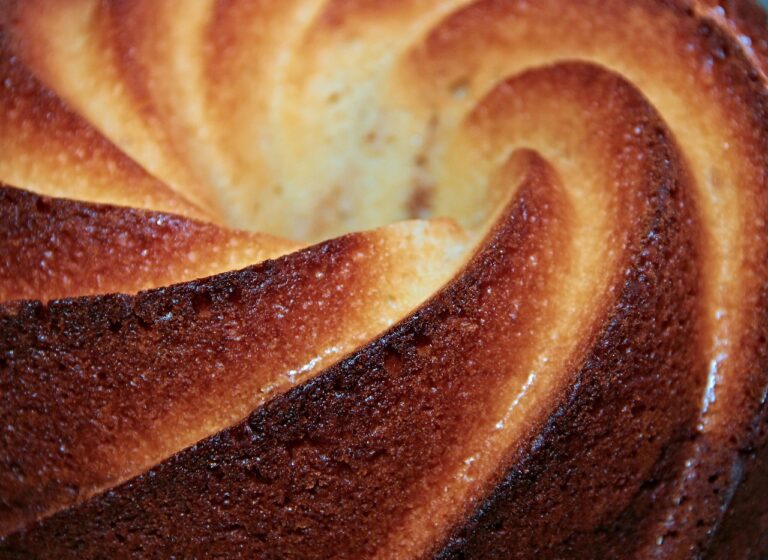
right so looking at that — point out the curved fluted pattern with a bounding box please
[0,1,767,558]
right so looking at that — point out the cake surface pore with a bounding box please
[0,0,767,558]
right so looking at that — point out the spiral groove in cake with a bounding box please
[0,0,767,558]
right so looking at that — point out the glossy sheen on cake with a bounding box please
[0,0,767,558]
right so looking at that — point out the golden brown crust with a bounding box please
[0,185,299,302]
[0,0,767,558]
[0,199,466,536]
[692,0,768,78]
[0,146,570,558]
[0,61,715,557]
[0,29,211,221]
[0,0,223,216]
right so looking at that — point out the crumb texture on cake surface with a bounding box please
[0,0,767,558]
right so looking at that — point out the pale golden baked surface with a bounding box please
[0,1,767,558]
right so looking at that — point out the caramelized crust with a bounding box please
[0,147,570,558]
[0,0,767,558]
[0,186,299,301]
[0,205,466,536]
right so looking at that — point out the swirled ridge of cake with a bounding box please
[0,1,767,558]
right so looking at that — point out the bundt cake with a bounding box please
[1,0,767,557]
